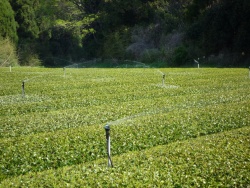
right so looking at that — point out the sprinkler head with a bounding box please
[104,124,110,131]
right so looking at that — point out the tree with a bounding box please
[0,0,18,43]
[186,0,250,54]
[71,0,103,14]
[36,0,99,66]
[185,0,217,22]
[10,0,39,39]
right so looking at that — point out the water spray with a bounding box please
[104,125,113,167]
[156,70,166,86]
[157,70,165,75]
[23,74,46,83]
[21,75,44,97]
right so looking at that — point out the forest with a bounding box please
[0,0,250,67]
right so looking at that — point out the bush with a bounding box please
[171,45,189,67]
[206,52,249,67]
[102,29,131,60]
[141,49,161,64]
[18,41,42,66]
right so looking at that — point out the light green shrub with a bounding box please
[0,37,18,66]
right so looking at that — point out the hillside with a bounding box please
[1,0,250,67]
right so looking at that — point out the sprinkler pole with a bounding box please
[162,74,165,86]
[194,59,199,68]
[104,125,113,167]
[249,66,250,79]
[63,67,66,77]
[22,81,25,97]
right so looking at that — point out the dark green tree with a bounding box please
[73,0,160,59]
[10,0,39,39]
[186,0,250,55]
[36,0,99,66]
[71,0,103,14]
[0,0,18,43]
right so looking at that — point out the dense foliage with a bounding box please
[1,127,249,187]
[0,0,18,43]
[186,0,250,56]
[0,0,250,66]
[0,67,249,186]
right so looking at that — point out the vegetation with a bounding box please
[0,67,249,186]
[0,0,18,43]
[0,0,249,67]
[0,37,18,67]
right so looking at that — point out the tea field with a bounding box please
[0,67,249,187]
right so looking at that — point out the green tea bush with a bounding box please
[0,67,249,185]
[0,127,249,187]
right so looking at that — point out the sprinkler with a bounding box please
[162,74,166,86]
[22,81,25,97]
[249,66,250,79]
[104,124,113,167]
[156,70,166,86]
[194,59,199,68]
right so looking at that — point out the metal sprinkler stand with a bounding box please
[194,59,199,68]
[104,125,113,167]
[162,74,165,86]
[249,66,250,78]
[22,81,25,97]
